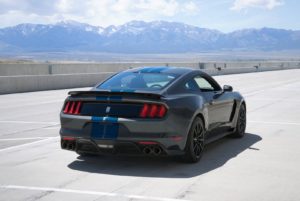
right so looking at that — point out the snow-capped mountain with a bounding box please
[0,20,299,53]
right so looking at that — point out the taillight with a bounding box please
[63,101,82,115]
[139,103,167,118]
[149,104,158,118]
[140,104,149,118]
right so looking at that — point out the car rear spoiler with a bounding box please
[68,90,164,100]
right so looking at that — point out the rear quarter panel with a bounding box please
[164,94,207,148]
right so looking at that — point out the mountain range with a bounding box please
[0,20,300,53]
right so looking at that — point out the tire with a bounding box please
[231,104,246,138]
[182,117,205,163]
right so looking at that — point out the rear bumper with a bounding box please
[60,113,191,156]
[61,137,185,156]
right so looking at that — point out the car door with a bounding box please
[187,75,234,130]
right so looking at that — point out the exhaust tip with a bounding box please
[143,146,152,155]
[61,142,67,149]
[61,139,76,151]
[68,143,73,150]
[153,146,162,155]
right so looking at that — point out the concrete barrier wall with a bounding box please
[0,72,113,94]
[1,61,300,94]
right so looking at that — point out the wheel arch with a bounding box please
[231,99,246,128]
[183,112,206,150]
[195,113,206,131]
[241,100,246,111]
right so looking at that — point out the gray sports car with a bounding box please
[60,67,246,163]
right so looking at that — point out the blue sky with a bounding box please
[0,0,299,32]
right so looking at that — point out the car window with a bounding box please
[194,76,215,91]
[185,75,218,92]
[185,79,200,91]
[97,72,178,91]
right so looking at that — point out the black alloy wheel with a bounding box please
[183,117,205,163]
[231,104,246,138]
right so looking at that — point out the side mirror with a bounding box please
[223,85,233,92]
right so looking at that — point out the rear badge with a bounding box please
[105,106,111,113]
[98,144,114,149]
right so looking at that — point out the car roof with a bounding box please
[127,66,196,75]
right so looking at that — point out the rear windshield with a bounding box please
[97,72,178,91]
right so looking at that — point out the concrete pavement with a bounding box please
[0,69,300,201]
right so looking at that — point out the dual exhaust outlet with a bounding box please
[142,145,163,156]
[61,140,76,151]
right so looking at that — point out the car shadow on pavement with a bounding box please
[68,133,262,178]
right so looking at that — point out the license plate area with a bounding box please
[90,122,119,140]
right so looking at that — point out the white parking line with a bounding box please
[0,137,59,153]
[0,185,190,201]
[248,121,300,126]
[0,137,57,141]
[0,120,59,125]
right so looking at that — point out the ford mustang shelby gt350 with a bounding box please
[60,67,246,163]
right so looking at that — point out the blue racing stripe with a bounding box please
[104,117,118,123]
[104,124,119,139]
[139,67,168,73]
[91,122,105,139]
[96,96,108,101]
[111,89,135,93]
[91,116,118,123]
[96,95,123,101]
[91,116,104,122]
[91,116,119,140]
[109,95,123,100]
[149,67,168,73]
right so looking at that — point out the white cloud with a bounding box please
[56,0,72,12]
[0,0,200,27]
[231,0,284,11]
[183,2,200,13]
[0,10,62,27]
